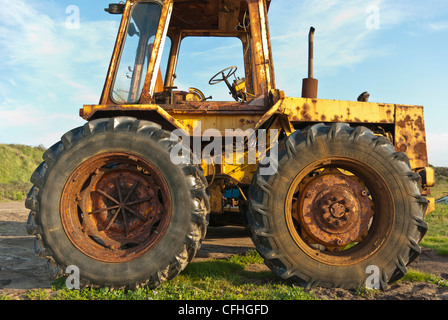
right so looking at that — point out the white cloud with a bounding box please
[427,132,448,167]
[269,1,378,94]
[0,103,84,147]
[428,21,448,32]
[0,0,119,146]
[267,0,430,96]
[0,0,118,103]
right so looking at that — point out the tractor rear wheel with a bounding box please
[247,123,428,289]
[26,117,209,289]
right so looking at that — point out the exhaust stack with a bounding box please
[302,27,318,99]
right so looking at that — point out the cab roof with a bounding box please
[170,0,271,34]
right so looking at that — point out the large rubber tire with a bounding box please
[247,123,428,290]
[25,117,209,289]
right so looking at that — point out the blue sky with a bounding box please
[0,0,447,166]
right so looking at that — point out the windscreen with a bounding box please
[112,2,162,104]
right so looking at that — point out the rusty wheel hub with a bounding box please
[297,169,374,250]
[61,153,171,263]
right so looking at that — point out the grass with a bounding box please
[11,246,447,301]
[18,250,319,301]
[419,174,448,256]
[0,144,45,202]
[400,269,448,288]
[431,184,448,200]
[421,203,448,256]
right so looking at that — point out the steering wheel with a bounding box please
[209,66,238,85]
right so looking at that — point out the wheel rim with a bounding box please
[61,152,172,263]
[285,158,395,266]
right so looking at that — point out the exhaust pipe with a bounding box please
[302,27,318,99]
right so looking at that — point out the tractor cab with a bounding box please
[101,0,275,109]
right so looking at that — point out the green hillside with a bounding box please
[0,144,45,202]
[434,167,448,184]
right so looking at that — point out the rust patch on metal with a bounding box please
[415,116,425,132]
[61,153,171,263]
[301,103,312,121]
[395,106,429,169]
[297,170,374,250]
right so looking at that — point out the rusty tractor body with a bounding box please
[27,0,435,290]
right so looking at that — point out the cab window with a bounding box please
[112,2,162,104]
[174,37,247,101]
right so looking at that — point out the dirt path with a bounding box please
[1,202,447,300]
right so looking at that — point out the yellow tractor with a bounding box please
[26,0,435,290]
